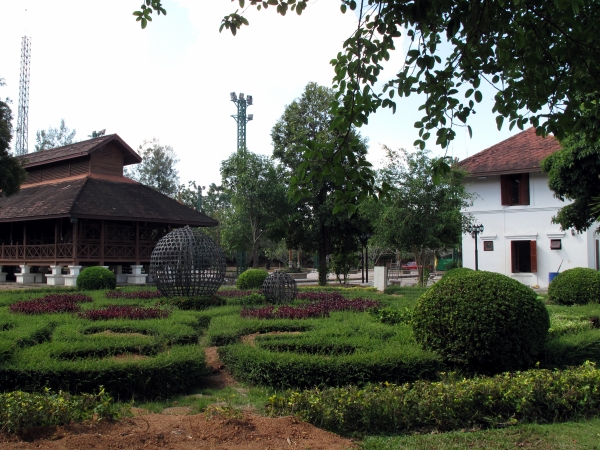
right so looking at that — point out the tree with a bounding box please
[220,151,290,267]
[365,146,471,285]
[126,138,180,197]
[137,1,600,213]
[541,134,600,232]
[0,79,26,198]
[34,119,76,151]
[272,82,371,285]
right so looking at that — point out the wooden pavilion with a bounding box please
[0,134,217,285]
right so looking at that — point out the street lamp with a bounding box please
[230,91,253,153]
[197,185,206,212]
[466,223,484,270]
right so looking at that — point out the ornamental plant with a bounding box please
[10,294,93,315]
[548,267,600,305]
[78,305,169,320]
[236,269,269,290]
[412,270,549,373]
[105,290,164,299]
[77,266,117,291]
[241,298,380,320]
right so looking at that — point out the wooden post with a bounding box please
[100,220,105,265]
[54,220,59,264]
[135,221,140,265]
[23,222,27,262]
[72,220,78,264]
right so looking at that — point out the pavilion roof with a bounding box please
[0,174,218,226]
[16,134,142,168]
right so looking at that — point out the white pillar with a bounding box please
[115,265,127,283]
[46,265,65,285]
[373,266,388,292]
[16,265,36,284]
[0,266,6,282]
[63,265,83,287]
[127,265,148,285]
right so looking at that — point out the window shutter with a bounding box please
[530,240,537,272]
[519,173,530,205]
[511,241,517,273]
[501,175,510,205]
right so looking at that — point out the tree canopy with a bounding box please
[0,79,27,198]
[34,119,76,151]
[541,134,600,232]
[220,151,290,267]
[363,146,471,285]
[272,82,371,284]
[136,0,600,211]
[126,138,180,197]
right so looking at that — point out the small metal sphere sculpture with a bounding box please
[150,226,226,297]
[262,270,298,304]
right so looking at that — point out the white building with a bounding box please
[458,128,599,288]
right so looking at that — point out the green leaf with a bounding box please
[496,115,504,130]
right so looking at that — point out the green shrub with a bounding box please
[160,295,226,310]
[226,292,267,306]
[0,387,123,433]
[440,267,473,281]
[77,267,116,291]
[236,269,269,290]
[412,270,549,373]
[369,307,413,325]
[548,267,600,305]
[267,362,600,435]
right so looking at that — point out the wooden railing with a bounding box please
[1,244,72,261]
[1,243,157,262]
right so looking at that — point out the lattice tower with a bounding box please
[15,36,31,156]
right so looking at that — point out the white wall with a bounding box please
[462,173,597,288]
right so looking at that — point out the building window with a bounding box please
[501,173,530,206]
[511,240,537,273]
[483,241,494,251]
[550,239,562,250]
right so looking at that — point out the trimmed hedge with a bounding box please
[267,362,600,435]
[0,387,123,433]
[235,269,269,290]
[77,266,117,291]
[548,267,600,305]
[412,270,549,373]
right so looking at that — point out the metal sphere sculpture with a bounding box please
[262,270,298,304]
[150,226,226,297]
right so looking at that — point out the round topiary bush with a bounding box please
[412,270,549,373]
[548,267,600,305]
[442,267,473,279]
[76,266,117,291]
[236,269,269,290]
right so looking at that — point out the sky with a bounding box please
[0,0,524,188]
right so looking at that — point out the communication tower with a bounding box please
[15,36,31,155]
[230,92,253,153]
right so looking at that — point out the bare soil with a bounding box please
[0,412,356,449]
[0,338,357,449]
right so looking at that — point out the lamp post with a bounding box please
[197,185,206,212]
[466,223,484,270]
[230,92,253,153]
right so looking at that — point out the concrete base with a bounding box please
[373,266,388,292]
[63,275,78,287]
[116,274,128,284]
[16,273,36,283]
[127,274,148,285]
[46,265,65,285]
[62,266,83,287]
[0,273,6,282]
[128,265,147,285]
[46,275,65,285]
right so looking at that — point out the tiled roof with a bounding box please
[16,134,142,168]
[0,175,218,227]
[456,127,561,176]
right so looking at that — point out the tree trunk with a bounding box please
[252,243,259,268]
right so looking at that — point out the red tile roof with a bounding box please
[16,134,142,168]
[456,127,561,176]
[0,175,217,227]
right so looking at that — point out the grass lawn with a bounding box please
[0,282,599,447]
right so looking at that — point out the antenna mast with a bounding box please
[15,36,31,155]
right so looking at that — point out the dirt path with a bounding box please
[0,342,356,449]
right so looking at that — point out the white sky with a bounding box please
[0,0,523,188]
